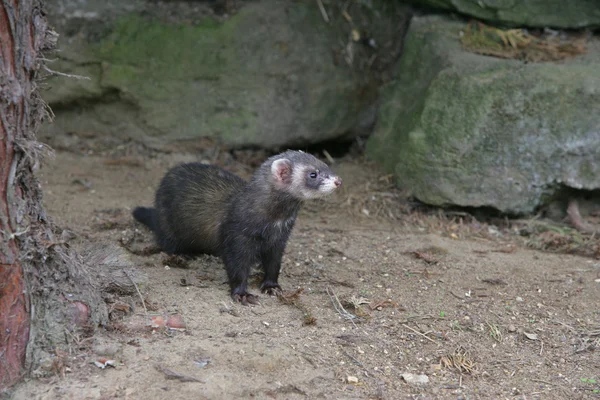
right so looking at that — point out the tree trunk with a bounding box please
[0,0,107,391]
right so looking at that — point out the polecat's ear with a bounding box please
[271,158,292,184]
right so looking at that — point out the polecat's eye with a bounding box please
[309,172,317,179]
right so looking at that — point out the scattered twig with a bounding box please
[554,320,578,333]
[326,286,357,327]
[316,0,329,23]
[343,351,364,367]
[492,246,517,254]
[124,270,148,316]
[322,149,335,164]
[155,365,203,383]
[481,278,507,286]
[43,66,91,80]
[342,10,352,23]
[532,378,556,386]
[450,291,464,300]
[1,225,30,241]
[295,349,319,367]
[402,324,438,345]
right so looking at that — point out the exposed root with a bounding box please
[567,198,599,235]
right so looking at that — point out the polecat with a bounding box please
[132,150,342,305]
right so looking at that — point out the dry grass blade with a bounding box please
[316,0,329,23]
[461,20,587,62]
[402,324,439,345]
[124,269,148,316]
[440,346,476,374]
[487,322,503,343]
[326,286,357,326]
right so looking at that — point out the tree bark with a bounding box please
[0,0,107,391]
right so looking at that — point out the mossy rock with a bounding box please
[42,0,406,149]
[406,0,600,29]
[367,16,600,215]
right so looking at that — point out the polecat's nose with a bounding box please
[334,177,342,187]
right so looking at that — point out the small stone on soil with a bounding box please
[401,373,429,386]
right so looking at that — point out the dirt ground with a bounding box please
[8,138,600,400]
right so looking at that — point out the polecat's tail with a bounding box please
[132,206,156,231]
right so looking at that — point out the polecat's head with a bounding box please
[269,150,342,200]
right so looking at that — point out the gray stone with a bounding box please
[401,372,430,386]
[367,16,600,215]
[92,336,123,357]
[42,0,407,149]
[406,0,600,29]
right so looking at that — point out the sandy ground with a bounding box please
[8,141,600,400]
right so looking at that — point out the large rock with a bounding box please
[42,0,407,149]
[407,0,600,29]
[367,16,600,215]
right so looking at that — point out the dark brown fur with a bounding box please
[133,150,341,304]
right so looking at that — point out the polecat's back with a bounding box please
[153,163,246,255]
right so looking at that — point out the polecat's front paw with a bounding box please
[231,287,260,306]
[260,280,282,296]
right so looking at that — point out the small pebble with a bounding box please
[347,376,359,384]
[401,373,429,386]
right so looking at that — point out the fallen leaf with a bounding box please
[368,299,399,310]
[412,251,439,264]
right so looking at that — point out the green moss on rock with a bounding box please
[407,0,600,29]
[367,16,600,214]
[42,0,407,148]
